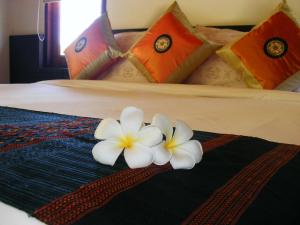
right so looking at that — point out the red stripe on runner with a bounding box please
[202,134,238,153]
[34,134,237,225]
[182,144,299,225]
[34,164,171,225]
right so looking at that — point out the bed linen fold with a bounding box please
[0,80,299,145]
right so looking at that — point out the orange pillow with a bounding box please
[64,14,121,80]
[128,2,218,83]
[217,1,300,89]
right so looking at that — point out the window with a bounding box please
[60,0,102,55]
[45,0,105,67]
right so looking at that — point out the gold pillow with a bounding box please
[217,1,300,89]
[128,2,219,83]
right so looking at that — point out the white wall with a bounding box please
[0,0,44,83]
[108,0,300,29]
[7,0,300,33]
[0,0,9,83]
[9,0,44,35]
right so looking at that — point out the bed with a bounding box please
[0,80,300,225]
[1,0,300,225]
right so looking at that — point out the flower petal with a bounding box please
[92,141,123,166]
[137,125,163,147]
[151,114,173,141]
[177,140,203,163]
[120,106,144,135]
[153,142,172,165]
[124,144,153,169]
[173,120,193,145]
[170,151,195,170]
[94,118,123,140]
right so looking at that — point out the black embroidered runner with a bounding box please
[0,106,299,225]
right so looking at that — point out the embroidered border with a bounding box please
[0,118,96,153]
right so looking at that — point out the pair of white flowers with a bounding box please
[92,107,203,170]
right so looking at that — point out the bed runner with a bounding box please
[0,106,299,225]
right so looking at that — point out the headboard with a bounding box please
[105,0,300,30]
[112,25,254,35]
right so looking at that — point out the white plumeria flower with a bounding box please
[151,114,203,170]
[92,106,163,169]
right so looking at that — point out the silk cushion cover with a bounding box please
[64,14,121,80]
[103,28,247,87]
[217,1,300,89]
[128,2,218,83]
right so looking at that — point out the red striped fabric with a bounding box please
[182,144,299,225]
[202,134,238,153]
[34,134,237,225]
[34,164,171,225]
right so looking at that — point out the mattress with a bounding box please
[0,80,299,225]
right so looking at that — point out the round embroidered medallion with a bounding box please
[264,37,288,58]
[75,37,87,53]
[154,34,172,53]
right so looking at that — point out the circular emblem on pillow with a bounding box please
[75,37,87,53]
[154,34,172,53]
[264,37,288,58]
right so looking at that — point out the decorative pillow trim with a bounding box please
[98,13,121,52]
[167,2,195,34]
[273,0,299,25]
[217,42,263,89]
[127,2,218,83]
[129,55,156,82]
[166,43,216,83]
[64,13,121,80]
[75,47,120,80]
[216,0,300,89]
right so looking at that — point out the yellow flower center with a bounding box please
[164,139,177,153]
[119,135,135,149]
